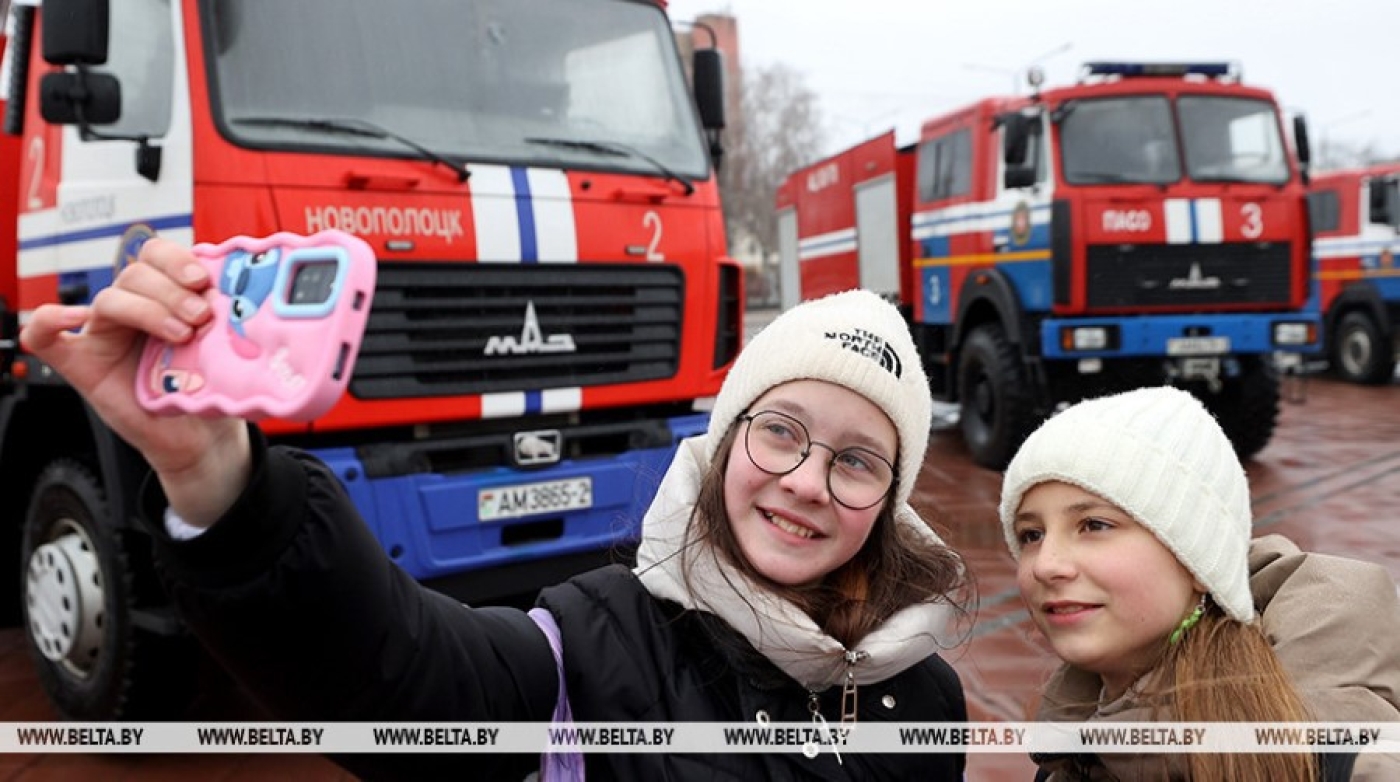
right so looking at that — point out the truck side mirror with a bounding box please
[39,71,121,125]
[1001,112,1029,167]
[1292,115,1311,186]
[35,0,156,181]
[692,48,725,169]
[42,0,110,65]
[693,48,725,131]
[1005,166,1037,189]
[1000,112,1036,189]
[1368,179,1395,226]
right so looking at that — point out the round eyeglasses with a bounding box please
[739,410,895,510]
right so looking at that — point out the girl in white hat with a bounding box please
[1000,386,1400,782]
[21,237,973,781]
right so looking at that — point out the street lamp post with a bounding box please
[962,42,1073,95]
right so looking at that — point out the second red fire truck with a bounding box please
[778,61,1321,469]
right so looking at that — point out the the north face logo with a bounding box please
[824,328,903,378]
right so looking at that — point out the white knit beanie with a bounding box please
[998,386,1255,622]
[706,289,931,508]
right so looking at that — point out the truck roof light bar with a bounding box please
[1080,61,1239,81]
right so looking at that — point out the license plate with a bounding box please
[1166,336,1230,356]
[478,477,593,522]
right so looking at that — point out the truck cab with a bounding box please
[1,0,740,719]
[779,62,1320,468]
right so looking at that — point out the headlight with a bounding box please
[1272,322,1315,346]
[1060,326,1112,351]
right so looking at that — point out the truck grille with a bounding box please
[1085,242,1293,309]
[350,262,683,399]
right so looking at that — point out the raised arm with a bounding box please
[21,239,559,780]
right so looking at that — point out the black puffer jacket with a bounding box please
[540,565,967,780]
[145,431,966,781]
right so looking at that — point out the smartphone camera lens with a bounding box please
[289,260,338,305]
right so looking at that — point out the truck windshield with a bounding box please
[202,0,710,179]
[1058,94,1289,186]
[1177,96,1290,185]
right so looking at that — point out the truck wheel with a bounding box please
[20,460,195,719]
[957,324,1038,470]
[1331,311,1396,385]
[1193,356,1279,462]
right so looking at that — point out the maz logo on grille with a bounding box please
[484,301,578,355]
[1168,262,1223,291]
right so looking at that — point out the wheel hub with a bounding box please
[1341,330,1373,375]
[25,528,104,677]
[972,377,995,418]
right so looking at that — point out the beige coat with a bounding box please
[1031,534,1400,781]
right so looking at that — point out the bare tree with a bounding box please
[718,63,826,266]
[1313,137,1400,172]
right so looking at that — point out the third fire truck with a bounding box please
[1307,163,1400,383]
[777,62,1321,469]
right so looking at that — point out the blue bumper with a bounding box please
[1039,312,1322,359]
[310,411,710,580]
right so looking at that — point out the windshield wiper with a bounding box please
[232,116,471,182]
[525,137,695,196]
[1067,170,1141,184]
[1192,173,1286,185]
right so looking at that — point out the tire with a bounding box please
[20,460,196,719]
[1192,356,1279,462]
[1330,311,1396,385]
[957,324,1040,470]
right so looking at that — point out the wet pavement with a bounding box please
[1,371,1397,780]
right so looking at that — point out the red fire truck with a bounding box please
[1306,164,1400,383]
[777,62,1320,469]
[0,0,740,719]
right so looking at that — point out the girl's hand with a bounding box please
[19,238,251,526]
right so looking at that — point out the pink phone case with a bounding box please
[135,230,377,421]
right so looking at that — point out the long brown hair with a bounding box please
[1145,606,1318,782]
[682,422,971,648]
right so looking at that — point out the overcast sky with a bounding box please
[665,0,1399,163]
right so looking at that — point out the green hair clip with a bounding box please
[1168,600,1206,645]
